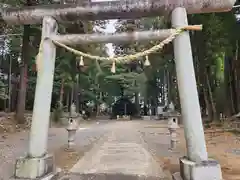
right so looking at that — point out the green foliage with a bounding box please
[52,101,64,123]
[112,18,170,105]
[1,0,240,121]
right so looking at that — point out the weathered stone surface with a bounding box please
[172,172,183,180]
[1,0,236,25]
[15,154,54,179]
[179,157,222,180]
[71,122,167,179]
[0,122,108,180]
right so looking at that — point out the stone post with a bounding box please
[168,117,179,150]
[171,7,222,180]
[15,16,57,179]
[172,7,207,162]
[70,102,77,117]
[66,117,78,149]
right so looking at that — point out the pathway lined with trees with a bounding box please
[0,0,240,124]
[0,0,240,180]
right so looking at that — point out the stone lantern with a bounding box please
[70,103,78,118]
[168,116,179,150]
[66,117,78,149]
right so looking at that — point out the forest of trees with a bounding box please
[1,0,240,123]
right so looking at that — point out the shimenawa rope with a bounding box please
[36,25,202,72]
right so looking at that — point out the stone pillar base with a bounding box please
[172,156,222,180]
[15,153,55,179]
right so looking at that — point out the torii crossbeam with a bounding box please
[0,0,236,25]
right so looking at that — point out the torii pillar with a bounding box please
[14,16,57,179]
[172,7,222,180]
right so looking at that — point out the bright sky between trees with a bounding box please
[93,0,117,57]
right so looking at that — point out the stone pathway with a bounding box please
[1,120,174,180]
[0,121,110,180]
[70,122,169,179]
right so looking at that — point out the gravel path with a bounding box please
[138,121,183,157]
[0,121,111,180]
[0,120,184,180]
[46,121,170,180]
[71,121,167,178]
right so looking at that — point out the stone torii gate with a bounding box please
[0,0,236,179]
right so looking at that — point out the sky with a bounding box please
[104,20,117,57]
[93,0,117,57]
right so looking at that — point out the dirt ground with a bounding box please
[0,113,29,134]
[53,138,101,171]
[168,128,240,180]
[204,129,240,180]
[2,115,240,180]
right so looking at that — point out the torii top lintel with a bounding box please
[0,0,236,25]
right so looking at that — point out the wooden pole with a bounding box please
[1,0,235,25]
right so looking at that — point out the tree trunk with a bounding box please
[16,0,38,123]
[225,56,237,115]
[11,82,18,111]
[192,29,213,121]
[75,75,79,113]
[66,89,70,112]
[224,56,233,116]
[135,92,140,115]
[202,87,211,120]
[70,87,74,105]
[59,79,64,107]
[206,70,218,121]
[7,54,12,112]
[234,40,240,113]
[16,25,30,123]
[231,63,238,114]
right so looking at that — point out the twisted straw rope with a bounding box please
[36,25,202,71]
[52,28,182,62]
